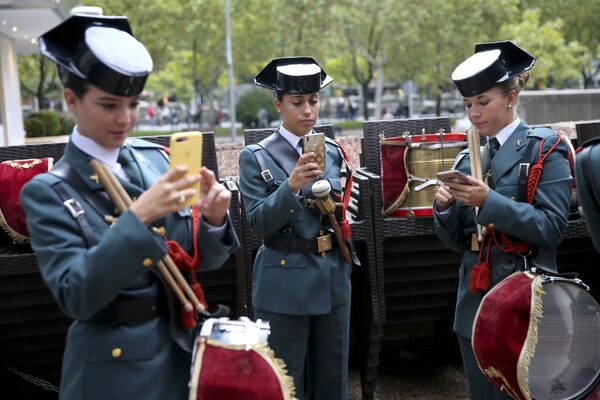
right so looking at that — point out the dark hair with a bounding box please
[274,90,285,102]
[58,66,90,99]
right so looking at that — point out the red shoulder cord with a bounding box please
[470,136,562,293]
[334,139,353,240]
[167,206,207,329]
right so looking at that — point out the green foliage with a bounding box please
[24,0,599,113]
[500,8,590,88]
[235,89,278,128]
[24,111,62,138]
[58,112,76,135]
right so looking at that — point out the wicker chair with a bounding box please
[0,133,245,395]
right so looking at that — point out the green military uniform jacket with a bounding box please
[20,137,239,400]
[434,121,571,339]
[238,132,352,315]
[576,141,600,252]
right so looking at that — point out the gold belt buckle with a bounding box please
[317,234,333,256]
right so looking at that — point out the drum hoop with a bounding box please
[529,273,600,400]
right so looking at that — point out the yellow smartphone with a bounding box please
[303,132,326,171]
[169,131,203,206]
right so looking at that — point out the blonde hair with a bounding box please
[497,71,530,110]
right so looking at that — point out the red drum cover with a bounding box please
[189,338,296,400]
[473,272,542,400]
[380,135,409,216]
[473,271,600,400]
[0,158,53,242]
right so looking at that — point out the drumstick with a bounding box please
[90,160,202,314]
[467,129,484,242]
[98,162,205,313]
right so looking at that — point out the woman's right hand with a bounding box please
[129,165,200,225]
[288,152,322,193]
[435,183,455,212]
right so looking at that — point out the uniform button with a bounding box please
[280,259,286,266]
[510,196,516,200]
[143,258,153,267]
[112,347,122,358]
[153,226,166,237]
[290,209,295,213]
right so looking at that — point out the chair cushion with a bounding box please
[0,158,53,242]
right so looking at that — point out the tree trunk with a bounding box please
[361,81,370,120]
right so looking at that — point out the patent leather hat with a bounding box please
[39,14,153,96]
[452,40,535,97]
[254,56,333,94]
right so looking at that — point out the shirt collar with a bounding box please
[70,126,127,178]
[492,116,521,146]
[278,123,312,153]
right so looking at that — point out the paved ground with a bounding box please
[347,338,469,400]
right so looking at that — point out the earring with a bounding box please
[508,104,512,108]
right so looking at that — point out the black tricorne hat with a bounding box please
[39,14,153,97]
[254,56,333,94]
[452,40,536,97]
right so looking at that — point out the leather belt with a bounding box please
[264,233,333,254]
[86,296,162,325]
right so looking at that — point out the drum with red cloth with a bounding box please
[380,130,466,217]
[0,158,53,242]
[472,271,600,400]
[188,317,296,400]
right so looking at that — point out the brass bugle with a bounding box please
[90,159,205,314]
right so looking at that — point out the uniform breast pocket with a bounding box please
[494,183,519,200]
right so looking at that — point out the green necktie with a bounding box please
[118,147,144,187]
[489,137,500,160]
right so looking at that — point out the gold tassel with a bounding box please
[255,341,298,400]
[516,273,545,400]
[0,207,29,243]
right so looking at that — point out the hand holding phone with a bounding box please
[437,170,471,185]
[303,132,326,171]
[169,131,203,206]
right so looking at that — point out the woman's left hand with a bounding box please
[196,167,231,226]
[445,176,490,208]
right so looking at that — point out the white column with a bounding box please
[0,34,25,146]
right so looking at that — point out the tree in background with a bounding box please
[20,0,600,120]
[236,89,278,128]
[522,0,599,88]
[18,54,61,110]
[499,8,588,89]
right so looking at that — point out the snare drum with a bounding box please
[188,317,296,400]
[380,131,466,217]
[473,271,600,400]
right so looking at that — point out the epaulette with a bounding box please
[125,137,163,149]
[31,170,62,186]
[453,149,470,170]
[325,136,340,148]
[245,143,264,153]
[528,127,556,140]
